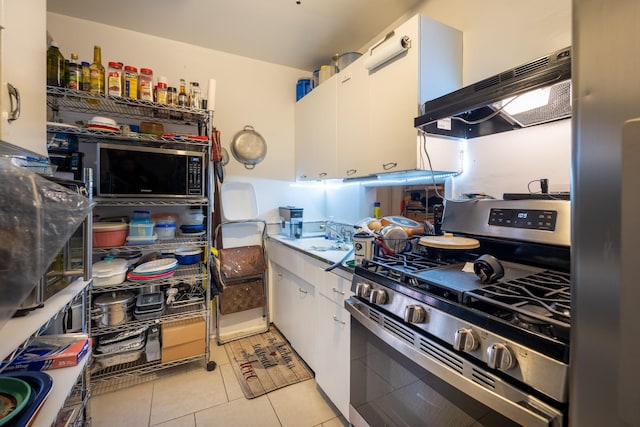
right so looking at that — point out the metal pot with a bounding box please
[229,125,267,169]
[93,291,136,326]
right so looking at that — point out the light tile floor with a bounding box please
[90,340,349,427]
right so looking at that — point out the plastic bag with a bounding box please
[0,158,94,331]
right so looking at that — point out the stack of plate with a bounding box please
[127,258,178,281]
[87,116,119,132]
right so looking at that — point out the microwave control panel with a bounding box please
[187,156,203,195]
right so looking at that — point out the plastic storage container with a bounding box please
[180,209,204,225]
[93,258,129,287]
[130,210,151,224]
[155,223,176,240]
[129,221,155,237]
[93,223,128,248]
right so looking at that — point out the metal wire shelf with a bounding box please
[92,235,208,254]
[47,86,210,125]
[94,197,209,207]
[91,303,206,335]
[90,354,205,391]
[47,123,210,150]
[92,264,206,292]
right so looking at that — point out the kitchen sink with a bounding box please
[297,237,351,252]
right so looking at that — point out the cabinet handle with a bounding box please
[300,175,308,180]
[346,169,357,176]
[318,172,327,178]
[382,162,398,170]
[298,288,308,294]
[333,315,346,325]
[7,83,20,122]
[332,287,345,295]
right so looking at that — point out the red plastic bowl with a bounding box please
[93,223,128,248]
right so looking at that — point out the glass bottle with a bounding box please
[189,82,202,109]
[89,45,105,95]
[81,61,91,91]
[178,79,188,107]
[46,42,65,87]
[67,53,82,90]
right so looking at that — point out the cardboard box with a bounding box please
[2,334,91,372]
[162,317,205,347]
[161,339,205,363]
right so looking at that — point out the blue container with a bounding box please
[296,78,312,101]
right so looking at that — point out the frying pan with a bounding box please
[380,216,425,236]
[230,125,267,169]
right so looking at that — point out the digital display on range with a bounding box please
[489,208,557,231]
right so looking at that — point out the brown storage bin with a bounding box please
[219,278,265,315]
[219,245,266,281]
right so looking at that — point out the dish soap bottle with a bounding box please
[373,202,381,219]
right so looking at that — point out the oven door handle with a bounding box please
[344,297,564,427]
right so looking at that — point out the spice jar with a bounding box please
[123,65,138,99]
[107,62,123,97]
[156,82,168,104]
[139,68,154,101]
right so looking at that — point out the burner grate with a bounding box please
[465,270,571,329]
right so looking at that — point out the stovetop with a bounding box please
[355,239,572,361]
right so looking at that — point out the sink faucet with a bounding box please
[322,220,353,243]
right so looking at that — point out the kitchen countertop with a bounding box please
[268,234,354,278]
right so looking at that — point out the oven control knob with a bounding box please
[453,328,479,352]
[369,289,388,305]
[355,283,371,298]
[404,305,426,323]
[486,343,517,371]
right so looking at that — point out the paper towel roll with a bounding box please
[207,78,216,111]
[363,34,410,71]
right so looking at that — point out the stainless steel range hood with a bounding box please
[414,46,572,139]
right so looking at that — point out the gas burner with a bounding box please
[516,304,553,324]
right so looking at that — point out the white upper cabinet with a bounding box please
[295,14,463,180]
[295,76,337,180]
[0,0,47,157]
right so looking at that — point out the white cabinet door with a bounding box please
[271,263,317,369]
[315,292,350,419]
[0,0,46,157]
[336,57,370,178]
[295,76,337,181]
[366,14,462,176]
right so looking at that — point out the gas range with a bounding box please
[349,199,572,405]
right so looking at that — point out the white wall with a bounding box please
[46,12,304,182]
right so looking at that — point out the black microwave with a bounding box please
[97,143,205,198]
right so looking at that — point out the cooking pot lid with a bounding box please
[419,233,480,249]
[92,258,129,277]
[230,125,267,166]
[94,291,136,306]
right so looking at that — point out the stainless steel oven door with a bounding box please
[345,297,565,427]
